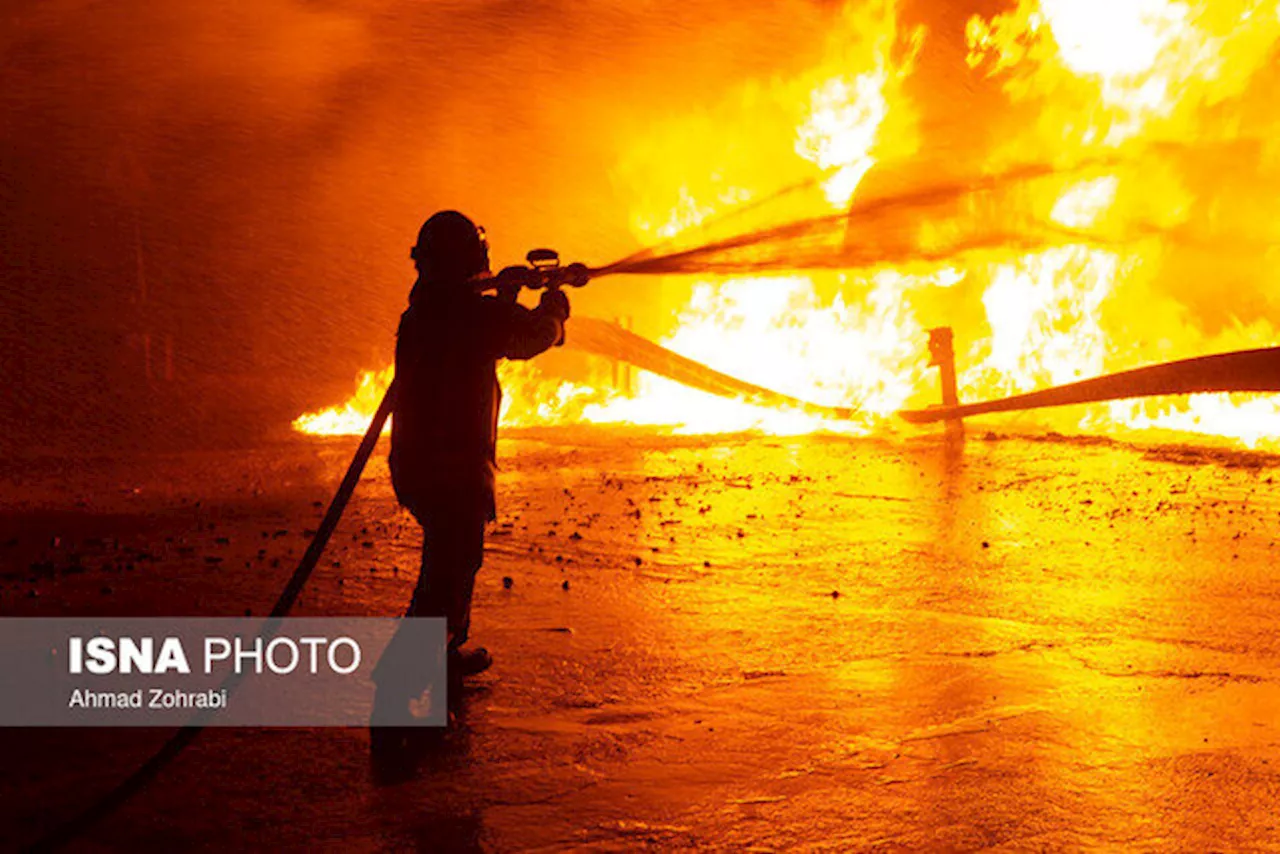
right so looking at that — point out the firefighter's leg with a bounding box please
[409,495,486,650]
[372,511,440,723]
[406,524,433,620]
[444,505,486,649]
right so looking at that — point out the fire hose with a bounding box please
[34,236,874,846]
[28,387,399,852]
[899,345,1280,424]
[26,252,633,852]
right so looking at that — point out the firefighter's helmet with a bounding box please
[410,210,489,280]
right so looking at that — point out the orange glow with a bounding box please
[297,0,1280,448]
[294,365,394,436]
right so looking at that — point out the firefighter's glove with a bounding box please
[494,265,536,303]
[539,288,571,322]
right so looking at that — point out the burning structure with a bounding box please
[297,0,1280,447]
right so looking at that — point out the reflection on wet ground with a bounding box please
[2,429,1279,849]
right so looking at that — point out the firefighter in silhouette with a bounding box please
[374,211,569,720]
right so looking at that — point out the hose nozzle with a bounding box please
[479,250,592,292]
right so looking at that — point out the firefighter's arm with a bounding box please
[495,289,570,360]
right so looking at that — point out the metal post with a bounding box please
[927,327,963,434]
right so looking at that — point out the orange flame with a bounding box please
[298,0,1280,448]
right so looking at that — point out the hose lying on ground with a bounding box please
[899,346,1280,424]
[27,386,399,853]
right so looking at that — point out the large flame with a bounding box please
[297,0,1280,448]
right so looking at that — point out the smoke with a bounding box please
[1,0,375,450]
[0,0,843,450]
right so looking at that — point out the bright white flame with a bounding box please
[1108,394,1280,448]
[1039,0,1191,79]
[975,246,1118,391]
[1050,176,1119,228]
[796,73,887,206]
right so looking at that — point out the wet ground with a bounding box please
[2,428,1280,851]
